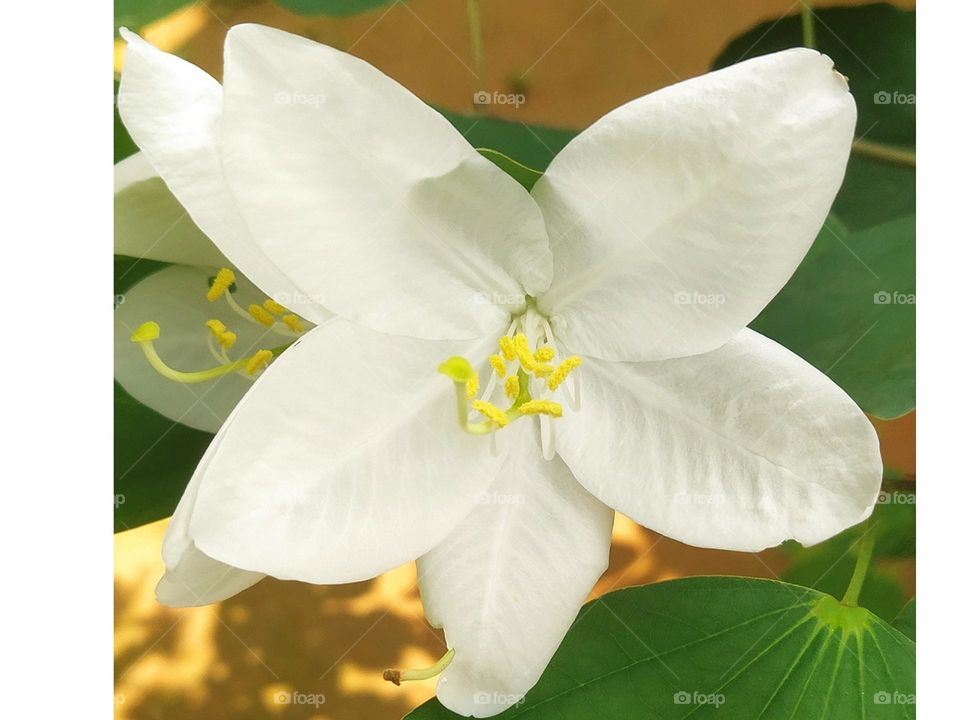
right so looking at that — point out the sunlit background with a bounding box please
[114,1,915,718]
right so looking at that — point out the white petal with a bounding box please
[534,49,856,361]
[418,424,613,718]
[115,152,229,267]
[555,329,881,551]
[114,264,311,432]
[187,318,510,583]
[118,29,329,323]
[158,428,265,607]
[219,24,552,340]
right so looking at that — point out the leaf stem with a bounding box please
[467,0,484,98]
[801,2,816,49]
[852,139,917,168]
[841,525,877,607]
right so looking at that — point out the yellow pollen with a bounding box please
[245,349,273,375]
[263,298,287,315]
[248,304,275,327]
[534,346,556,362]
[282,314,304,333]
[504,375,520,400]
[518,400,563,418]
[205,319,237,349]
[438,356,474,383]
[548,356,582,391]
[513,333,537,372]
[472,400,509,428]
[488,354,507,377]
[499,336,517,361]
[533,362,554,379]
[130,321,160,343]
[206,268,236,302]
[466,371,479,399]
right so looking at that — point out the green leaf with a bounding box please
[438,109,577,173]
[781,498,915,622]
[115,0,193,34]
[406,577,915,719]
[893,599,915,641]
[114,256,214,532]
[715,4,916,418]
[477,148,543,191]
[274,0,397,17]
[750,213,915,419]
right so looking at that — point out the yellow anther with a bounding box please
[205,319,237,349]
[438,356,474,383]
[518,400,563,418]
[548,356,583,391]
[471,400,510,428]
[533,362,554,379]
[534,346,556,362]
[466,371,479,399]
[263,298,287,315]
[513,333,537,372]
[206,268,236,302]
[245,349,273,375]
[130,321,160,343]
[488,354,507,377]
[504,375,520,400]
[248,303,276,327]
[282,314,304,333]
[499,336,517,361]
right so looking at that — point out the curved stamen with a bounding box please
[383,648,455,686]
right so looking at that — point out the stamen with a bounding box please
[513,333,537,372]
[534,346,556,362]
[383,648,455,686]
[518,400,563,417]
[205,319,237,350]
[263,298,287,315]
[504,374,520,400]
[499,335,517,361]
[130,322,281,384]
[466,371,479,399]
[245,349,273,375]
[472,400,510,428]
[532,362,554,379]
[206,268,236,302]
[548,356,582,391]
[282,314,303,333]
[488,354,507,377]
[248,303,276,327]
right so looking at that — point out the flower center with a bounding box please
[438,308,582,460]
[129,267,306,383]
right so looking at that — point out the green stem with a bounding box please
[852,139,917,168]
[801,2,816,49]
[841,525,877,607]
[467,0,484,97]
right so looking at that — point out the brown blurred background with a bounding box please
[114,1,915,718]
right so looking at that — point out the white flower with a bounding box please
[117,24,880,719]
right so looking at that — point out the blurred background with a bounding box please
[114,1,915,718]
